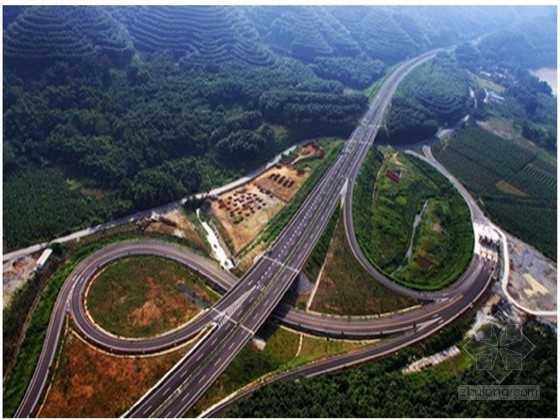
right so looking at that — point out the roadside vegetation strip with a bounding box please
[302,206,341,283]
[309,213,418,316]
[239,139,344,259]
[432,124,557,259]
[223,319,557,418]
[353,147,474,291]
[3,255,80,417]
[2,231,213,418]
[3,250,65,380]
[86,256,219,339]
[186,322,368,417]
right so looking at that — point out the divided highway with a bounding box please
[124,50,449,418]
[15,49,495,418]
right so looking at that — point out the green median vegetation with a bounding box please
[302,206,341,283]
[353,147,474,291]
[186,322,368,417]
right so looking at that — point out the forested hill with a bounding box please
[4,7,134,68]
[4,6,553,74]
[3,6,555,251]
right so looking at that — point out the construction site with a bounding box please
[209,143,325,254]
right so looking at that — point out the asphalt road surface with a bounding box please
[15,48,496,418]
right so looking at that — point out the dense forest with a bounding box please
[227,322,556,417]
[382,53,471,145]
[3,5,556,250]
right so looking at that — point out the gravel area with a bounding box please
[507,233,557,313]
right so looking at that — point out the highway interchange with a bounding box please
[15,49,497,418]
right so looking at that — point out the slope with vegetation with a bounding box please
[226,322,556,417]
[353,148,473,291]
[113,6,276,68]
[3,43,363,251]
[433,124,557,259]
[477,11,557,69]
[3,6,134,68]
[86,256,219,338]
[309,210,418,315]
[245,7,360,63]
[382,53,471,145]
[3,5,554,251]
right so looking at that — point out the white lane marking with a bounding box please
[261,255,299,273]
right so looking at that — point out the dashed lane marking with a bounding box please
[261,255,299,274]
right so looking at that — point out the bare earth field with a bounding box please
[507,233,557,313]
[2,252,40,308]
[479,117,541,153]
[86,256,218,338]
[37,326,200,418]
[210,164,311,254]
[142,208,208,253]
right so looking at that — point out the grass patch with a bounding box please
[87,256,219,338]
[302,206,341,282]
[471,73,506,94]
[428,350,473,379]
[354,147,474,290]
[310,211,418,316]
[296,336,364,363]
[186,323,370,417]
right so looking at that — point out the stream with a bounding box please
[392,200,429,275]
[196,209,234,271]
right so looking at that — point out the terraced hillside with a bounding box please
[384,53,470,144]
[340,9,420,64]
[478,11,557,68]
[3,5,555,251]
[114,6,277,67]
[245,7,360,62]
[4,6,134,67]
